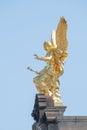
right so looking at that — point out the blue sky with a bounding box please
[0,0,87,130]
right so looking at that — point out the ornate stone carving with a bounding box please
[31,94,66,123]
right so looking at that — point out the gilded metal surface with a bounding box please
[28,17,68,106]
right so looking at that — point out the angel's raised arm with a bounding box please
[34,54,52,62]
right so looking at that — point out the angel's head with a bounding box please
[44,41,55,51]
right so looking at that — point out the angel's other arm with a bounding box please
[34,54,52,62]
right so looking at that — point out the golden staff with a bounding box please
[27,67,39,74]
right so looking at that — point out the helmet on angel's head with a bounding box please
[44,41,55,51]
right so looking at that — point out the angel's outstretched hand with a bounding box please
[34,54,40,60]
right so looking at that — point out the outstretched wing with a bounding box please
[56,17,68,51]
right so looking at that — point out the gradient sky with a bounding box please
[0,0,87,130]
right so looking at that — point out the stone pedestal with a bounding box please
[31,94,87,130]
[32,94,66,130]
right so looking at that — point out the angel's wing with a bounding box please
[56,17,68,51]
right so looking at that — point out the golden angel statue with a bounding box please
[28,17,68,106]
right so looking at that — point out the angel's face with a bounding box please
[44,42,50,51]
